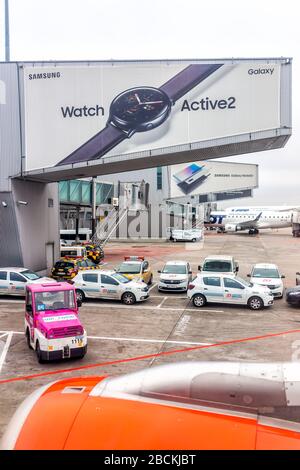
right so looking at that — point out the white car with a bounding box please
[158,261,192,292]
[73,270,149,305]
[187,273,274,310]
[0,267,53,296]
[248,263,285,299]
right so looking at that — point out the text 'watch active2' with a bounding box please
[56,63,223,166]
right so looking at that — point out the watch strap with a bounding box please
[159,64,223,103]
[56,124,127,166]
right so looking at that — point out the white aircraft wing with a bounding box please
[227,212,263,228]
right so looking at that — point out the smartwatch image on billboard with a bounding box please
[173,163,211,195]
[56,63,223,166]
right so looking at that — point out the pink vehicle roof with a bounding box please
[27,282,74,293]
[27,283,81,336]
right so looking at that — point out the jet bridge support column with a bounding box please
[0,180,60,271]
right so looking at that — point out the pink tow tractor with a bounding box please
[25,282,87,363]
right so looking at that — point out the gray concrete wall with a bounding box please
[11,180,60,271]
[0,63,22,192]
[0,192,23,266]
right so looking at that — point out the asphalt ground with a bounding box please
[1,228,300,439]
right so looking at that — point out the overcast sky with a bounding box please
[1,0,299,206]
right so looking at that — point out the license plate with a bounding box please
[72,337,83,346]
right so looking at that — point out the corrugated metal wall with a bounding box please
[0,63,22,191]
[0,192,23,266]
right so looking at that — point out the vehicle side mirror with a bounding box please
[189,271,192,274]
[281,275,285,279]
[26,304,33,313]
[296,272,300,276]
[198,265,202,271]
[158,270,161,273]
[77,299,82,308]
[247,274,251,277]
[236,266,239,272]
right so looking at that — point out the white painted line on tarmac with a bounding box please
[0,333,9,339]
[157,297,168,308]
[0,331,23,335]
[148,283,158,291]
[0,331,13,373]
[151,295,188,299]
[0,299,224,313]
[85,303,225,313]
[0,330,212,346]
[88,335,212,346]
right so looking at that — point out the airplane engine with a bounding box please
[224,223,243,232]
[3,361,300,450]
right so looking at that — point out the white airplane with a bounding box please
[209,205,299,235]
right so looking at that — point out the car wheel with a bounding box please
[76,289,85,302]
[122,292,136,305]
[248,296,263,310]
[36,341,44,364]
[26,329,33,350]
[173,238,177,242]
[192,238,196,243]
[148,274,153,286]
[192,294,206,308]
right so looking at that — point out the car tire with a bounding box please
[192,294,207,308]
[148,275,153,286]
[26,329,33,350]
[192,238,196,243]
[76,289,85,302]
[248,296,264,310]
[36,341,44,364]
[173,238,177,242]
[122,292,136,305]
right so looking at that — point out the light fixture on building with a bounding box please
[17,200,28,206]
[1,201,7,207]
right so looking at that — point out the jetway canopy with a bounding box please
[17,130,289,183]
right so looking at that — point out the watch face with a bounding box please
[109,87,172,135]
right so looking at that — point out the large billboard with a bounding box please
[22,61,283,172]
[169,160,258,198]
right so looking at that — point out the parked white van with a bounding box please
[170,229,202,243]
[60,246,87,258]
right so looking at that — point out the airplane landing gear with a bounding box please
[249,228,259,235]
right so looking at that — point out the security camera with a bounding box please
[1,201,7,207]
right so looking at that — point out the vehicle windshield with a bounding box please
[162,265,187,274]
[55,261,74,269]
[22,270,40,281]
[112,273,130,283]
[202,260,232,272]
[61,250,81,257]
[34,290,76,312]
[252,268,280,278]
[235,276,251,287]
[116,263,141,274]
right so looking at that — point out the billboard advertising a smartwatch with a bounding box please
[23,62,281,171]
[169,160,258,198]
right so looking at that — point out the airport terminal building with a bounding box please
[0,58,292,270]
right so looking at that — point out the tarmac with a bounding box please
[1,227,300,440]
